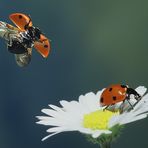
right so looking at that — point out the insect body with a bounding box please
[0,13,50,67]
[100,84,141,109]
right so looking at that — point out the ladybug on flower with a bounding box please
[100,84,141,110]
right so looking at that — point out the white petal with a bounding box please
[120,114,147,125]
[92,131,102,138]
[42,132,61,141]
[60,100,80,114]
[36,116,49,120]
[78,127,94,134]
[133,93,148,111]
[92,130,111,138]
[36,118,62,126]
[83,92,101,112]
[47,126,68,133]
[135,86,147,96]
[79,93,94,113]
[109,114,122,127]
[41,109,58,117]
[48,104,63,112]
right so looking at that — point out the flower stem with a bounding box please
[85,125,123,148]
[99,142,111,148]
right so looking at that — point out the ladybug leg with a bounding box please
[127,88,142,108]
[103,105,110,111]
[127,88,141,101]
[119,100,126,113]
[125,93,134,109]
[126,99,134,110]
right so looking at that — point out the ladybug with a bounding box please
[100,84,141,109]
[0,13,51,67]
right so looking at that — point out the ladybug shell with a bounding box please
[100,84,127,106]
[9,13,33,31]
[34,34,51,58]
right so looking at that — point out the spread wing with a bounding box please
[34,34,51,58]
[0,21,19,40]
[9,13,33,31]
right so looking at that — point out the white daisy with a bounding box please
[36,86,148,142]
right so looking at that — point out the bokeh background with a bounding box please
[0,0,148,148]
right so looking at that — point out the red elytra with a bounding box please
[100,84,128,106]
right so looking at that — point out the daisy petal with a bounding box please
[135,86,147,96]
[42,132,61,141]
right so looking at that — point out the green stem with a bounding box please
[99,142,111,148]
[85,125,123,148]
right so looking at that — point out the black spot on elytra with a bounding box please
[100,97,104,103]
[109,88,112,91]
[44,45,48,48]
[112,96,116,100]
[121,85,126,88]
[19,15,23,19]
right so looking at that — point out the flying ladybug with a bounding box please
[100,84,141,110]
[0,13,51,67]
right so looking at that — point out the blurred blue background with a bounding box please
[0,0,148,148]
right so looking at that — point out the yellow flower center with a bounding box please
[83,110,119,130]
